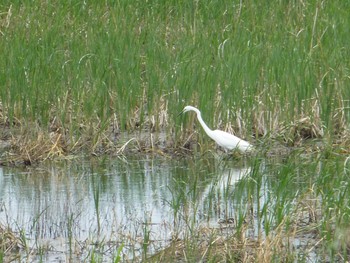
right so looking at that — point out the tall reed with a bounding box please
[0,0,349,154]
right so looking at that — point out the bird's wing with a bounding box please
[213,129,251,150]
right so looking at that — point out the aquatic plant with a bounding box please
[0,0,349,163]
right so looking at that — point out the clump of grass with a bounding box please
[0,224,22,262]
[1,126,67,165]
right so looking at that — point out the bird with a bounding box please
[179,105,253,153]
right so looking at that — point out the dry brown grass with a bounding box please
[0,224,22,261]
[1,128,67,165]
[0,96,349,165]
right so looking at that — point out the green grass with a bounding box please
[0,1,349,157]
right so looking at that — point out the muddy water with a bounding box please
[0,155,256,262]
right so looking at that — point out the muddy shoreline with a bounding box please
[1,121,348,167]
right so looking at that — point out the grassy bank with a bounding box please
[0,0,349,164]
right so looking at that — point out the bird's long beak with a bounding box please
[177,110,184,117]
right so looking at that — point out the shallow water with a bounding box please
[0,153,336,262]
[0,155,255,262]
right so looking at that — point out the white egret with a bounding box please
[179,105,253,153]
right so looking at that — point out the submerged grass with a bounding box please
[149,152,350,262]
[1,151,349,262]
[0,0,349,164]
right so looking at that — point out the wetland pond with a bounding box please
[0,152,348,262]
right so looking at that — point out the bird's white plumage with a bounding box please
[180,105,253,153]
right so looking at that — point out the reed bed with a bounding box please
[0,0,349,164]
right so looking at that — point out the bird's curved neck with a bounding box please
[196,111,212,135]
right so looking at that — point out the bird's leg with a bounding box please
[221,148,233,161]
[222,154,233,161]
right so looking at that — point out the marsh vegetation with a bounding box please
[0,0,349,262]
[0,0,349,163]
